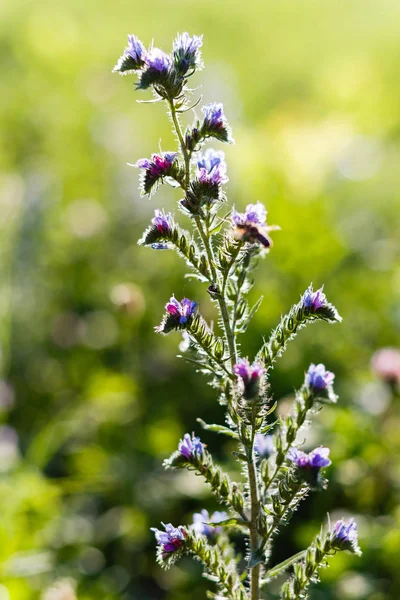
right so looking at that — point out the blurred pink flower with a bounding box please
[371,347,400,385]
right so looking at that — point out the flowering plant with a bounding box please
[114,32,361,600]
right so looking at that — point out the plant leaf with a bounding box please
[197,418,239,439]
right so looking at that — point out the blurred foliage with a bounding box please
[0,0,400,598]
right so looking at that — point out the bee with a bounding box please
[234,223,280,248]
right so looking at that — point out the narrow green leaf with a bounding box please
[197,418,239,439]
[208,518,248,528]
[262,549,308,582]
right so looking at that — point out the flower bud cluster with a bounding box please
[114,32,203,99]
[164,434,245,515]
[280,520,361,599]
[257,285,342,370]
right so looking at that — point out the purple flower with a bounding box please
[331,518,361,555]
[288,446,331,470]
[234,358,265,399]
[306,363,335,391]
[232,202,267,227]
[135,153,177,176]
[125,34,146,65]
[113,34,146,73]
[151,522,187,556]
[152,209,173,235]
[151,243,169,250]
[166,296,197,325]
[302,284,327,312]
[145,47,172,72]
[134,152,178,195]
[178,433,204,460]
[173,32,203,73]
[192,509,227,536]
[201,103,233,143]
[197,149,228,185]
[254,434,274,459]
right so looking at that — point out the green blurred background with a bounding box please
[1,0,400,598]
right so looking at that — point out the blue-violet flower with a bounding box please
[201,103,233,143]
[197,148,228,185]
[152,522,187,556]
[254,434,274,459]
[178,433,204,460]
[173,32,203,73]
[302,284,327,312]
[288,446,331,470]
[145,47,172,72]
[306,363,335,391]
[192,509,227,536]
[331,518,362,555]
[113,34,146,73]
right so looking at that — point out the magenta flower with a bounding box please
[302,284,327,312]
[134,152,178,195]
[151,523,187,556]
[135,152,177,175]
[178,433,204,460]
[331,518,361,555]
[152,209,173,235]
[306,363,335,391]
[234,358,265,399]
[192,509,227,537]
[166,296,197,325]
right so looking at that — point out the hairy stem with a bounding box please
[168,97,237,371]
[248,414,261,599]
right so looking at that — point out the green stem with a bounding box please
[168,97,237,371]
[248,412,261,599]
[168,98,191,187]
